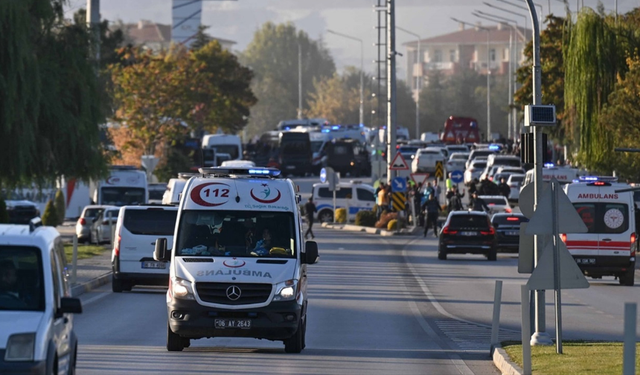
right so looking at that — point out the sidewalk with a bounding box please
[69,251,112,297]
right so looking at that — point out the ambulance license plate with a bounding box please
[141,261,166,269]
[215,319,251,329]
[576,258,596,265]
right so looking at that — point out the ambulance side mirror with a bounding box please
[303,241,319,264]
[154,238,170,262]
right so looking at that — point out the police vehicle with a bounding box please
[153,167,319,353]
[311,181,376,222]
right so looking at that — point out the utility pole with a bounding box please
[526,0,553,347]
[396,26,421,140]
[87,0,100,62]
[486,29,491,142]
[298,43,303,120]
[386,0,397,181]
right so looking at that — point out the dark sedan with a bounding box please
[491,213,529,253]
[438,211,497,261]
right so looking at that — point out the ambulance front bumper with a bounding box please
[167,298,302,340]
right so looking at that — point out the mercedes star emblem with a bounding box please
[226,285,241,301]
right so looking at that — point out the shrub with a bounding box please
[387,219,398,231]
[355,210,377,227]
[41,200,58,227]
[375,211,397,228]
[54,190,66,225]
[335,208,347,223]
[0,199,8,223]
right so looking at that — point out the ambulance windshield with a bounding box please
[176,210,296,258]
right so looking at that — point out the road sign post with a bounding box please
[525,178,588,353]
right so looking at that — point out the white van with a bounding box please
[563,177,636,286]
[162,174,195,205]
[153,167,319,353]
[0,220,83,374]
[111,205,178,292]
[202,134,243,161]
[311,181,376,222]
[522,166,581,189]
[90,165,148,206]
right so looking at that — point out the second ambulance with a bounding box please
[563,176,636,286]
[154,167,319,352]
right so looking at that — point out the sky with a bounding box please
[66,0,638,78]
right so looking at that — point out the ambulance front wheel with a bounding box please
[167,323,184,351]
[318,209,333,223]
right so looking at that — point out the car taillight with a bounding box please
[560,233,567,243]
[442,226,457,235]
[631,233,636,256]
[114,235,121,257]
[505,208,512,213]
[481,227,495,235]
[79,218,86,225]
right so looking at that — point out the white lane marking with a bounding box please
[81,292,110,306]
[408,300,475,375]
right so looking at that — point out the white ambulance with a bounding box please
[563,176,636,286]
[154,167,319,353]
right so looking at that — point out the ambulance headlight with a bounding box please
[5,333,35,361]
[274,279,298,301]
[171,277,195,300]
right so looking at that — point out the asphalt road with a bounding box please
[73,227,500,375]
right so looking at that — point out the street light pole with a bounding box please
[298,43,303,119]
[87,0,100,62]
[327,30,365,126]
[396,26,421,139]
[451,18,491,141]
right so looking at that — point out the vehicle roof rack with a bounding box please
[29,217,42,233]
[198,167,281,178]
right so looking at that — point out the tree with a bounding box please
[564,9,619,170]
[41,200,57,227]
[515,15,567,144]
[190,25,213,51]
[109,41,256,166]
[240,22,336,137]
[0,0,110,188]
[306,67,374,125]
[598,58,640,180]
[54,190,66,225]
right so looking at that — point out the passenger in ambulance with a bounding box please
[252,228,273,256]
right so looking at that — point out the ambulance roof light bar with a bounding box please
[198,167,281,177]
[578,176,618,183]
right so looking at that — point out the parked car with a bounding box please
[446,152,470,173]
[478,195,512,214]
[466,148,497,169]
[5,200,40,224]
[491,213,529,252]
[412,148,447,173]
[438,211,497,260]
[90,207,121,244]
[507,173,525,202]
[0,221,83,374]
[76,205,115,243]
[445,144,470,155]
[111,205,178,292]
[464,159,487,184]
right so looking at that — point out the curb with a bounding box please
[492,344,524,375]
[321,222,420,236]
[70,273,112,298]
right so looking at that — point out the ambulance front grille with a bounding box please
[196,282,272,305]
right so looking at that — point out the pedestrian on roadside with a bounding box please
[498,177,510,199]
[304,197,317,239]
[421,194,442,237]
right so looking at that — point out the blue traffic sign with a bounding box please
[391,177,407,192]
[320,168,327,183]
[451,170,464,184]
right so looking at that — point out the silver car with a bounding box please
[89,207,121,244]
[76,205,115,243]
